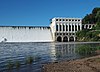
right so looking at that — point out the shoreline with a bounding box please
[43,55,100,72]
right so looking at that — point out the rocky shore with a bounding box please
[43,55,100,72]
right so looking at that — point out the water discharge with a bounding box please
[0,26,53,42]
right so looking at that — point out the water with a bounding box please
[0,42,100,72]
[0,27,53,42]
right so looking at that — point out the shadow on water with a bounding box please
[0,42,100,72]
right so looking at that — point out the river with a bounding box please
[0,42,100,72]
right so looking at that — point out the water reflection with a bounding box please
[49,43,79,62]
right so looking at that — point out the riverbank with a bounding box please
[43,55,100,72]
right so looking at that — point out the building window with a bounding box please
[57,33,59,35]
[69,25,71,31]
[72,19,74,21]
[59,19,61,21]
[63,25,65,31]
[63,33,65,35]
[66,33,68,35]
[86,25,88,29]
[89,25,91,28]
[78,20,80,21]
[66,25,68,31]
[63,19,65,21]
[75,20,77,21]
[75,25,77,31]
[82,25,84,29]
[69,19,71,21]
[78,25,80,30]
[72,25,74,31]
[56,24,58,31]
[60,33,62,35]
[66,19,68,21]
[56,19,58,21]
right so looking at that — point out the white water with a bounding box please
[0,26,53,42]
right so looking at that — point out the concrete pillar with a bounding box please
[62,24,63,32]
[74,24,75,32]
[61,36,63,42]
[77,24,78,31]
[64,24,66,32]
[88,25,89,29]
[68,24,69,32]
[74,37,76,41]
[71,24,72,32]
[68,37,69,42]
[80,24,82,30]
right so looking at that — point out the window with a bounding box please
[66,25,68,31]
[86,25,88,29]
[72,25,74,31]
[72,19,74,21]
[60,33,62,35]
[63,19,65,21]
[56,19,58,21]
[69,25,71,31]
[66,33,68,35]
[57,33,59,35]
[59,19,61,21]
[69,19,71,21]
[75,20,77,21]
[63,25,65,31]
[89,25,91,28]
[78,20,80,21]
[75,25,77,31]
[66,19,68,21]
[56,24,58,31]
[63,33,65,35]
[78,25,80,30]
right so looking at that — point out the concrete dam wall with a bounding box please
[0,26,53,42]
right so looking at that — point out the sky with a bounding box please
[0,0,100,26]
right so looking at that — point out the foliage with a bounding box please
[96,46,100,50]
[82,7,100,24]
[76,22,100,41]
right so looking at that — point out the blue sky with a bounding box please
[0,0,100,26]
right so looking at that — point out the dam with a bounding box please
[0,17,94,42]
[0,26,53,42]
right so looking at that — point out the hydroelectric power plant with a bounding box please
[0,17,95,42]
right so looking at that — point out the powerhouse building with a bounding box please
[50,17,82,42]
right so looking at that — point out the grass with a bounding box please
[26,56,34,64]
[15,61,21,69]
[7,60,14,70]
[6,55,41,70]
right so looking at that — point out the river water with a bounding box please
[0,42,100,72]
